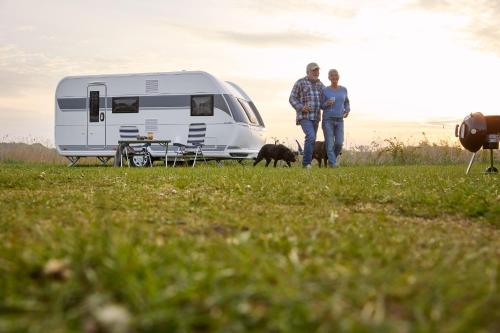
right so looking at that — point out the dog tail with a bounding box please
[295,140,304,155]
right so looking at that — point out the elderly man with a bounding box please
[289,62,325,168]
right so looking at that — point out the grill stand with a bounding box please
[466,152,476,175]
[466,150,498,174]
[485,149,498,173]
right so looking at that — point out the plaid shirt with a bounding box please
[289,77,325,124]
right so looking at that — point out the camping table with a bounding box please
[116,139,171,168]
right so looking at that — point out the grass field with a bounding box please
[0,162,499,332]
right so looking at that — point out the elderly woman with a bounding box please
[321,69,350,167]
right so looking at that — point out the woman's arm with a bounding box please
[344,88,351,113]
[343,88,350,118]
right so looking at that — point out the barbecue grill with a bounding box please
[455,112,500,174]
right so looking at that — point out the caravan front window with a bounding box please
[112,97,139,113]
[248,102,265,127]
[191,95,214,116]
[237,98,259,125]
[224,95,248,124]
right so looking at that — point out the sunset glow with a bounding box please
[1,0,500,147]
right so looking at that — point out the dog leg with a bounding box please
[334,144,343,157]
[253,157,263,166]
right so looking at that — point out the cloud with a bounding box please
[167,23,333,48]
[0,45,58,96]
[410,0,453,11]
[0,45,141,97]
[215,30,332,47]
[15,25,35,32]
[235,0,357,18]
[411,0,500,56]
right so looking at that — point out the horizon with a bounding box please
[1,0,500,147]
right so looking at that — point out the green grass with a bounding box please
[0,162,499,332]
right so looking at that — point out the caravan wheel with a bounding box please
[129,154,151,167]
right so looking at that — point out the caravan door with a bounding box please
[87,83,107,147]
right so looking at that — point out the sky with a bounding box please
[1,0,500,148]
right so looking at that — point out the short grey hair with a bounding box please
[306,62,320,73]
[328,69,339,76]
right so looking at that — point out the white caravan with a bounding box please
[54,71,266,165]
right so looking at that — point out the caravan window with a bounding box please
[112,97,139,113]
[249,101,265,127]
[224,94,249,124]
[237,98,259,125]
[89,91,100,122]
[191,95,214,116]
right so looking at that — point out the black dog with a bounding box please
[313,141,328,167]
[295,140,328,167]
[254,144,297,167]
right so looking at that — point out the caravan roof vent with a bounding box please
[145,80,159,94]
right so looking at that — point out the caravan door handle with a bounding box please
[100,113,105,121]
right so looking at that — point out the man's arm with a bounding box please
[289,80,304,112]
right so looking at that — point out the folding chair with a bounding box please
[173,123,207,167]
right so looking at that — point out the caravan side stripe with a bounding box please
[58,144,228,152]
[57,94,231,116]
